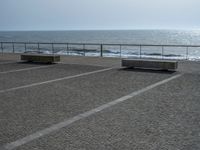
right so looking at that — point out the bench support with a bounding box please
[21,54,60,63]
[122,59,178,70]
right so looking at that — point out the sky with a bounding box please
[0,0,200,31]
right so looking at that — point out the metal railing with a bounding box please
[1,41,200,60]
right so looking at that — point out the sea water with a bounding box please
[0,30,200,60]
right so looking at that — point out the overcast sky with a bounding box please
[0,0,200,30]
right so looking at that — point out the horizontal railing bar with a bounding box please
[0,42,102,46]
[1,41,200,47]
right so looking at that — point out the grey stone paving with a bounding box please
[0,62,47,72]
[0,68,173,145]
[0,63,103,90]
[14,74,200,150]
[0,60,14,63]
[0,53,199,150]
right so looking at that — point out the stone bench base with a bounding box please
[122,59,178,70]
[21,54,60,63]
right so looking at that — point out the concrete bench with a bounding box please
[122,59,178,70]
[21,54,60,63]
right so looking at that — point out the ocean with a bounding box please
[0,30,200,60]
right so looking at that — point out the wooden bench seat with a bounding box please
[122,58,178,70]
[21,54,60,63]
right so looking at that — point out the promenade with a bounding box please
[0,53,199,150]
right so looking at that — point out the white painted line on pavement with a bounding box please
[1,73,183,150]
[0,67,113,94]
[58,62,113,68]
[0,66,51,74]
[0,61,16,65]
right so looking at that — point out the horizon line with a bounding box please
[0,27,200,32]
[0,28,200,32]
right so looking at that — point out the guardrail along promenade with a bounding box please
[1,42,200,60]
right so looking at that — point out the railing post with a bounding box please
[100,44,103,57]
[83,44,85,56]
[139,45,142,58]
[52,43,54,54]
[1,42,3,53]
[120,45,122,58]
[66,43,69,55]
[186,46,189,60]
[162,46,164,59]
[37,43,40,53]
[12,42,15,53]
[24,43,27,52]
